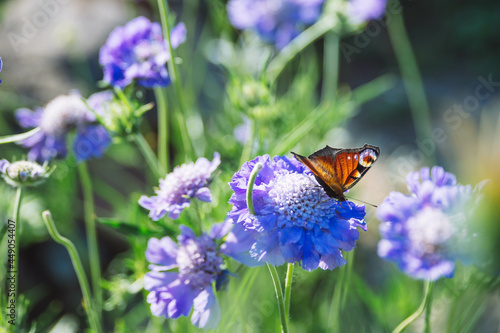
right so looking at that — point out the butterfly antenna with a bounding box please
[345,196,378,208]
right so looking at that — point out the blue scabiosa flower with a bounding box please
[99,16,186,88]
[139,153,221,220]
[227,0,325,49]
[348,0,388,22]
[0,57,3,83]
[145,222,253,329]
[227,155,366,271]
[16,92,112,162]
[377,166,481,281]
[0,159,50,187]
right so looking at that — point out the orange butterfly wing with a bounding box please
[292,144,380,201]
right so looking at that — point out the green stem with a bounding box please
[246,163,288,332]
[284,263,294,321]
[387,3,434,160]
[132,132,164,179]
[327,252,349,330]
[341,250,355,308]
[156,0,195,160]
[0,127,40,144]
[77,163,102,321]
[424,281,434,333]
[154,87,169,172]
[267,264,289,333]
[392,280,434,333]
[267,15,339,84]
[321,31,340,105]
[8,187,23,328]
[42,211,102,333]
[246,163,263,215]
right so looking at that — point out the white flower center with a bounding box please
[176,237,223,289]
[7,161,44,180]
[407,207,454,255]
[40,94,92,136]
[270,173,328,223]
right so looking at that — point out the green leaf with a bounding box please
[134,102,154,117]
[97,217,162,236]
[97,217,150,235]
[0,127,40,144]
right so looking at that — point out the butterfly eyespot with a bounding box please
[359,149,378,167]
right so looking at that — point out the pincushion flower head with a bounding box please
[377,166,483,281]
[227,0,325,49]
[15,92,112,162]
[0,57,3,83]
[145,222,255,329]
[0,159,50,187]
[227,155,367,271]
[139,153,221,220]
[99,16,186,88]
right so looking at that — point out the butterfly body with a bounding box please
[291,144,380,201]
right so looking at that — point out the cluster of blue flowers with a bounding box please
[227,0,389,49]
[11,16,187,165]
[141,152,368,327]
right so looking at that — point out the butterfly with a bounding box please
[291,144,380,202]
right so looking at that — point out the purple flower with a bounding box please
[377,166,481,281]
[144,222,253,329]
[16,92,112,162]
[0,159,49,187]
[0,57,3,83]
[227,0,325,49]
[99,16,186,88]
[348,0,388,22]
[227,155,366,271]
[139,153,221,220]
[73,125,112,162]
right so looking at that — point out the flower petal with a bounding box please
[146,237,179,269]
[191,287,220,329]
